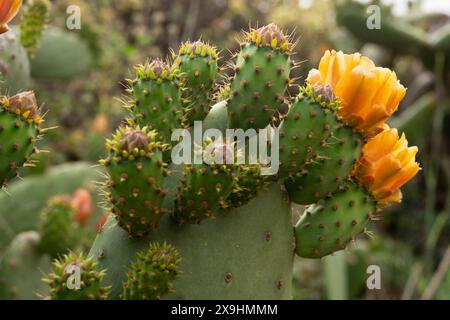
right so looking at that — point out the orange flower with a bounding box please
[71,189,93,226]
[0,0,22,34]
[354,127,420,205]
[307,50,406,138]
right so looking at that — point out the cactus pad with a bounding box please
[122,242,181,300]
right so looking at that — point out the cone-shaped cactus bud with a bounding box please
[20,0,51,58]
[101,126,169,237]
[38,196,80,257]
[174,40,219,125]
[43,252,111,300]
[0,0,22,34]
[0,91,44,187]
[122,242,182,300]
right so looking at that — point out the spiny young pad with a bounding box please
[0,91,44,187]
[101,126,169,237]
[284,85,363,204]
[277,88,337,179]
[174,142,237,224]
[174,41,219,125]
[20,0,51,58]
[122,242,181,300]
[43,252,111,300]
[294,181,375,258]
[127,59,184,144]
[38,196,80,257]
[227,23,293,131]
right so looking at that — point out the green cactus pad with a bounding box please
[277,92,337,179]
[101,126,169,237]
[0,32,31,94]
[122,242,181,300]
[284,85,363,204]
[174,41,219,125]
[294,181,375,259]
[286,125,363,205]
[20,0,51,58]
[0,92,43,187]
[43,252,111,300]
[90,183,293,299]
[227,24,292,131]
[127,59,185,145]
[0,231,52,300]
[38,196,80,257]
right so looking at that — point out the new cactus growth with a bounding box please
[122,242,181,300]
[174,41,219,125]
[20,0,51,58]
[0,91,43,188]
[43,252,111,300]
[126,59,184,145]
[100,126,170,237]
[38,196,80,257]
[227,23,293,131]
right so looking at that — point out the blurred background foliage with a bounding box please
[1,0,450,299]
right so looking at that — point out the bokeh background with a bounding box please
[1,0,450,300]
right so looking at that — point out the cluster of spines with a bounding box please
[122,242,181,300]
[20,0,51,58]
[38,196,80,258]
[43,252,111,300]
[101,126,170,237]
[0,91,45,188]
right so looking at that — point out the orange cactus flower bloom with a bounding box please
[307,50,407,138]
[71,189,93,226]
[0,0,22,34]
[354,127,420,206]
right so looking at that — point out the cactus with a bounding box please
[226,23,293,131]
[43,252,111,300]
[173,41,219,126]
[38,196,80,257]
[125,60,185,145]
[0,91,43,188]
[55,23,420,300]
[31,27,93,79]
[0,32,30,94]
[20,0,51,58]
[122,242,181,300]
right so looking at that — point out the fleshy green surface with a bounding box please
[0,32,30,94]
[90,183,294,300]
[294,182,375,258]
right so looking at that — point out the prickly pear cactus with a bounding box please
[0,91,44,188]
[73,24,420,301]
[0,32,30,94]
